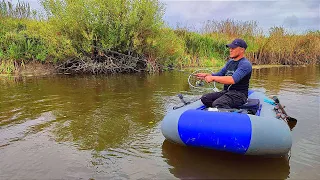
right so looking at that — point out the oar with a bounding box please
[172,94,188,110]
[272,96,297,123]
[178,94,190,105]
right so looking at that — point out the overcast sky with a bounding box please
[11,0,320,34]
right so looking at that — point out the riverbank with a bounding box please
[0,62,56,77]
[1,1,319,75]
[0,61,308,77]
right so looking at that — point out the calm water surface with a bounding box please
[0,65,319,179]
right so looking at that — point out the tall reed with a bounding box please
[202,20,320,66]
[0,0,33,19]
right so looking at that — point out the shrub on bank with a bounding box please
[0,0,319,74]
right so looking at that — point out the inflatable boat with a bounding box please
[161,90,294,155]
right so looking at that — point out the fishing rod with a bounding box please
[172,68,220,91]
[173,69,220,110]
[187,69,219,92]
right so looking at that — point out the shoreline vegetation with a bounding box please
[0,63,302,77]
[0,0,319,75]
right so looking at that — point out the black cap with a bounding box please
[226,38,247,49]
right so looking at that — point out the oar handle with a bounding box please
[178,94,189,105]
[272,96,288,116]
[272,96,297,122]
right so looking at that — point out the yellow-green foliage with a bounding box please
[244,27,320,65]
[41,0,164,54]
[0,18,76,61]
[203,21,320,66]
[23,20,77,61]
[0,59,15,73]
[143,28,185,67]
[0,0,319,74]
[174,29,227,67]
[0,0,76,69]
[202,19,263,38]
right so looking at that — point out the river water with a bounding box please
[0,65,319,179]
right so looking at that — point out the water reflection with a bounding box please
[0,74,172,152]
[162,140,290,179]
[251,65,319,95]
[0,65,319,179]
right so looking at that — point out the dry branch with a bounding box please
[55,50,148,74]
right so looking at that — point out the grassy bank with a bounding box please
[0,0,319,74]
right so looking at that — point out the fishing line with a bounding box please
[173,68,220,109]
[187,69,219,92]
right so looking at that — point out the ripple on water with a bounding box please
[0,111,56,148]
[292,133,320,167]
[280,82,320,96]
[0,66,319,179]
[0,94,61,126]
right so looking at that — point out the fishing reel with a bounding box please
[188,69,219,92]
[195,80,205,87]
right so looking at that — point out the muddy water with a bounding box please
[0,65,319,179]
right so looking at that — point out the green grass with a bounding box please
[0,0,319,74]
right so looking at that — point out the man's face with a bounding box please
[229,46,245,59]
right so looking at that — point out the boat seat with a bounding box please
[239,98,260,114]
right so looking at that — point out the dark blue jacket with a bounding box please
[213,58,252,95]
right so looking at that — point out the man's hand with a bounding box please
[204,75,215,83]
[195,73,211,79]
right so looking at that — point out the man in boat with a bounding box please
[196,38,252,109]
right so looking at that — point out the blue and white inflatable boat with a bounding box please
[161,90,292,155]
